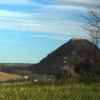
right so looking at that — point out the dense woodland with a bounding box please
[0,63,31,74]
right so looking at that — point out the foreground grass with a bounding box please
[0,78,100,100]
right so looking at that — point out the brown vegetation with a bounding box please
[0,72,23,82]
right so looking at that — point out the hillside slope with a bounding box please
[0,72,23,82]
[29,38,100,75]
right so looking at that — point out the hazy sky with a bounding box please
[0,0,99,63]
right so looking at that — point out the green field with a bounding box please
[0,78,100,100]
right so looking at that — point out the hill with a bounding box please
[29,38,100,76]
[0,72,23,82]
[0,63,32,74]
[0,63,30,67]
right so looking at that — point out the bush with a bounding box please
[56,69,77,80]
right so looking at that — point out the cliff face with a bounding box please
[29,38,100,75]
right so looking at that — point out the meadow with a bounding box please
[0,78,100,100]
[0,72,23,82]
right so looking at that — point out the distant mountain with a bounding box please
[29,38,100,76]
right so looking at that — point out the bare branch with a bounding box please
[82,6,100,47]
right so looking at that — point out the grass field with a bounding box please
[0,72,23,82]
[0,78,100,100]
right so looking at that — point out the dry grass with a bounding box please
[0,72,23,82]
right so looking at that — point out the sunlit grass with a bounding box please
[0,78,100,100]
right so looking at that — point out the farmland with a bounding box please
[0,72,23,82]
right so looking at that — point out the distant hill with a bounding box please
[29,38,100,76]
[0,63,31,67]
[0,63,32,74]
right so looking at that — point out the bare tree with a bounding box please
[80,6,100,77]
[82,6,100,47]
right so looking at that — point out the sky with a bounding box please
[0,0,99,63]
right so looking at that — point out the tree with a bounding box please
[82,6,100,47]
[80,6,100,77]
[0,64,2,72]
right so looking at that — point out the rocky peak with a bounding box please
[71,38,85,41]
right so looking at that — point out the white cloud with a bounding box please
[0,56,40,63]
[31,33,87,40]
[0,2,87,38]
[0,17,85,36]
[0,9,86,37]
[70,0,99,4]
[23,57,40,63]
[0,9,69,20]
[0,10,30,19]
[4,56,39,63]
[66,0,100,4]
[0,0,99,7]
[32,35,68,40]
[7,57,16,62]
[46,5,86,11]
[47,0,100,5]
[0,39,25,44]
[24,57,39,60]
[0,0,40,6]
